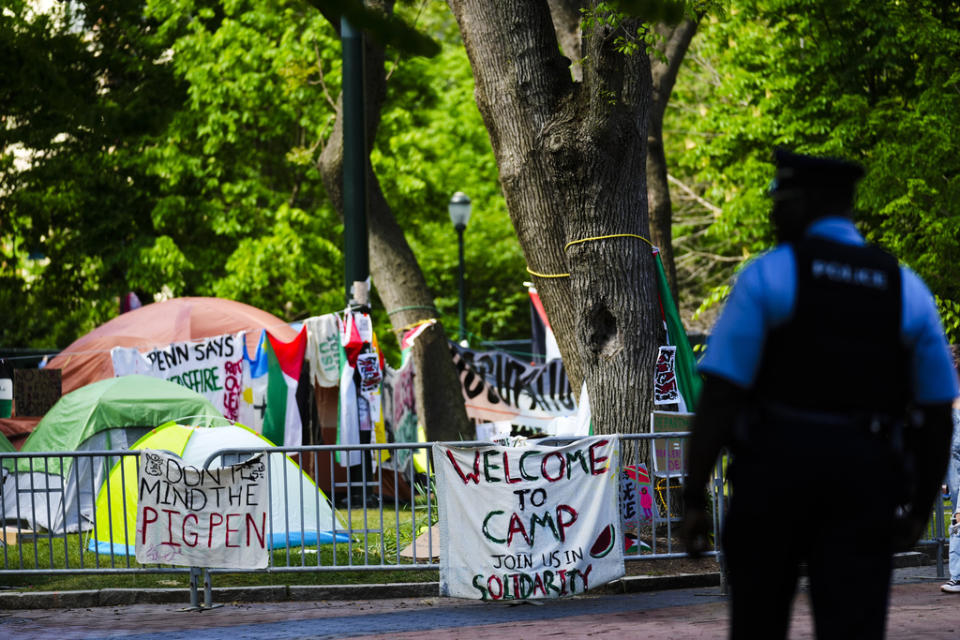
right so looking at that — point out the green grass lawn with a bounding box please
[1,504,439,592]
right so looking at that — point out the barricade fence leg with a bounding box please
[203,568,222,609]
[189,566,200,609]
[936,493,946,579]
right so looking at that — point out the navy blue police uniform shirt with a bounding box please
[699,216,960,405]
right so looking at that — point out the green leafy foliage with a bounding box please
[2,0,529,364]
[1,0,187,347]
[667,0,960,342]
[302,0,440,58]
[372,6,527,350]
[143,0,346,319]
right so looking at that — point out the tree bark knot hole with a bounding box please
[587,304,621,359]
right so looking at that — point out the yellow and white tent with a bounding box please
[87,422,348,555]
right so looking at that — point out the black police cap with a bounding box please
[770,148,864,196]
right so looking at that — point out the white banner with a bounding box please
[451,344,576,430]
[435,436,624,600]
[111,333,244,421]
[135,449,269,569]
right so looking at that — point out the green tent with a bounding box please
[6,375,225,533]
[17,375,225,474]
[0,431,14,453]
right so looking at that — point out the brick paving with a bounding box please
[1,565,958,639]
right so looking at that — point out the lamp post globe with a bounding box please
[448,192,472,344]
[448,191,472,230]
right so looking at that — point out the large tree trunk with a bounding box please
[318,1,471,442]
[544,5,700,303]
[647,19,699,301]
[448,0,663,434]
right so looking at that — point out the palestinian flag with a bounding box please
[653,248,702,412]
[262,325,307,448]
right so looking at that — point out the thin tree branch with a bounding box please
[667,173,722,215]
[312,42,339,110]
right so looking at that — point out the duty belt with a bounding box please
[759,401,899,437]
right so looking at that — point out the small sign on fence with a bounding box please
[435,436,624,600]
[135,449,269,569]
[650,411,692,477]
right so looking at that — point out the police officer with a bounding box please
[681,149,959,639]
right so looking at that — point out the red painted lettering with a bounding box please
[208,512,224,547]
[225,513,240,547]
[532,572,546,597]
[507,512,531,546]
[502,452,522,484]
[541,451,566,481]
[141,506,157,544]
[446,449,482,484]
[487,575,503,600]
[556,504,578,541]
[162,509,181,547]
[589,439,610,475]
[246,512,266,548]
[580,564,593,590]
[182,513,199,547]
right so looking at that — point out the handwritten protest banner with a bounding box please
[451,344,575,430]
[135,449,268,569]
[111,333,244,421]
[435,436,624,600]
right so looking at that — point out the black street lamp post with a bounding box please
[448,192,472,344]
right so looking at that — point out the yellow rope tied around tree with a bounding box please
[392,317,437,334]
[525,233,655,279]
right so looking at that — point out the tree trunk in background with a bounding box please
[318,1,471,442]
[647,19,699,301]
[448,0,663,434]
[547,0,586,82]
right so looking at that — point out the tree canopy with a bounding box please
[1,0,527,366]
[3,0,958,389]
[666,0,960,340]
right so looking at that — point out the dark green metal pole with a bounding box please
[342,16,368,306]
[457,225,466,343]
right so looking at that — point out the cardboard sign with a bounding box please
[620,464,655,553]
[650,411,693,477]
[12,368,61,417]
[135,449,268,569]
[435,436,624,600]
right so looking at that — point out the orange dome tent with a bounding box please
[47,297,297,394]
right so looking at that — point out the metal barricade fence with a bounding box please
[0,435,949,601]
[0,449,187,575]
[0,436,720,577]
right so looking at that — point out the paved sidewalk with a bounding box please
[0,565,956,639]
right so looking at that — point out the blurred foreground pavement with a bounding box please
[1,565,957,639]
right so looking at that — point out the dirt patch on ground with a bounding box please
[624,533,721,577]
[625,555,719,577]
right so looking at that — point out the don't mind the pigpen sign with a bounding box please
[135,449,269,569]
